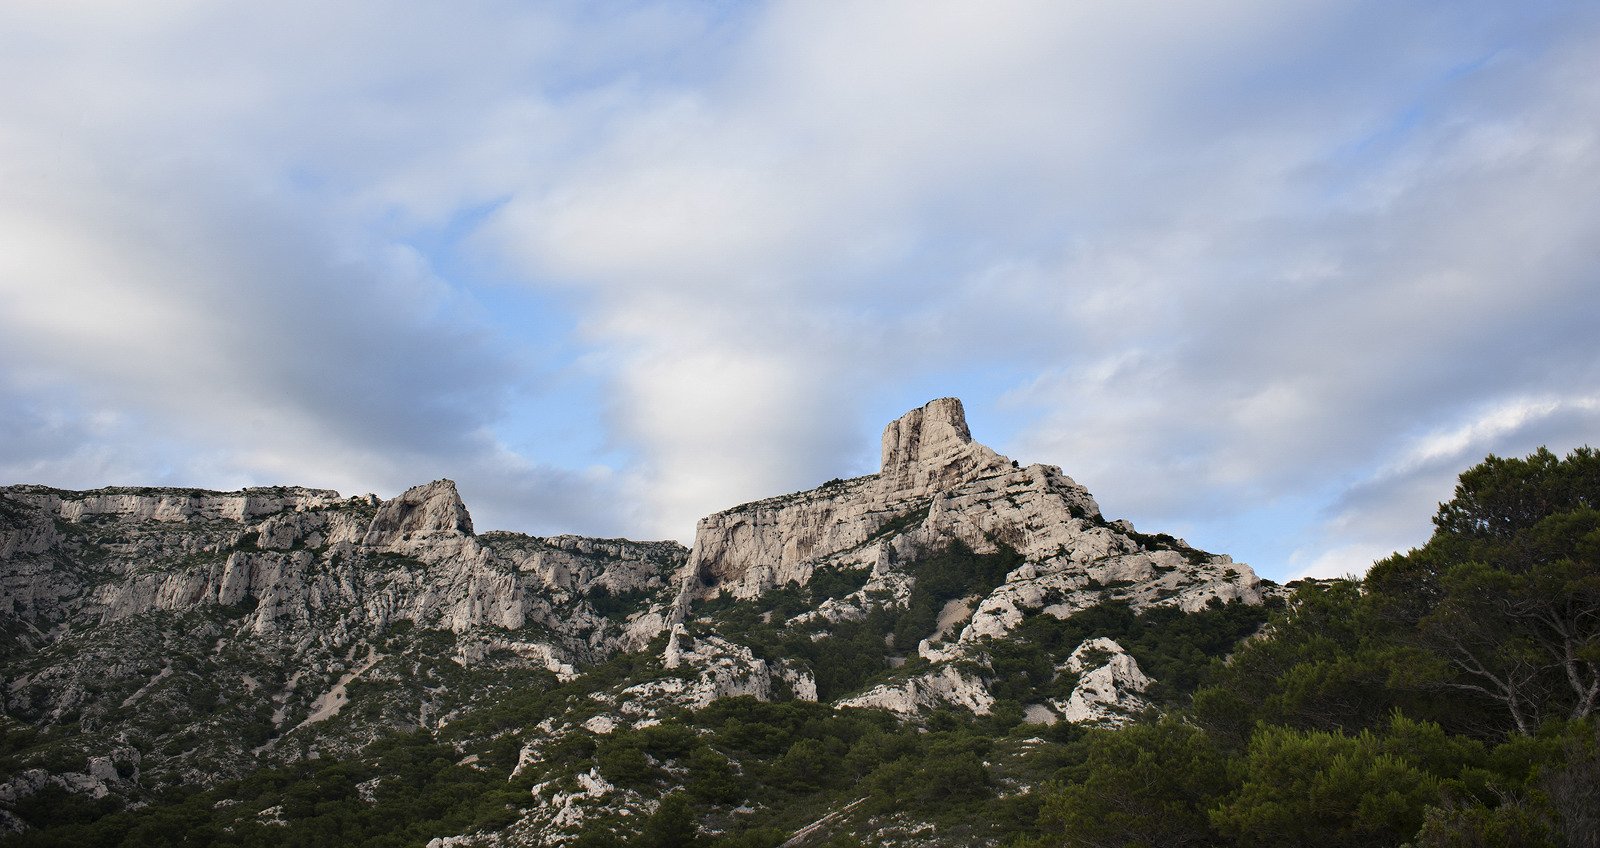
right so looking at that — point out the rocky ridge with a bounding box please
[0,480,686,805]
[2,480,683,656]
[0,398,1278,846]
[669,398,1263,723]
[684,398,1259,614]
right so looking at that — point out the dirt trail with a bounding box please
[779,798,867,847]
[931,595,978,642]
[290,646,384,732]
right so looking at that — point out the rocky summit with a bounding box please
[0,398,1281,846]
[685,397,1260,619]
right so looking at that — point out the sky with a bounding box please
[2,1,1598,582]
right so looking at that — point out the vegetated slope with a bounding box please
[21,404,1589,846]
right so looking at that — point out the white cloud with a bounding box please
[1384,396,1599,479]
[1288,543,1397,582]
[2,1,1599,568]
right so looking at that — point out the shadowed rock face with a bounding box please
[0,479,689,811]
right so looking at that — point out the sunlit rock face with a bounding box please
[876,396,1001,499]
[683,398,1110,601]
[666,397,1267,719]
[681,397,1261,624]
[1055,637,1151,727]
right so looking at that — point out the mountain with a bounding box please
[674,398,1265,718]
[0,398,1281,846]
[0,480,685,815]
[685,397,1261,637]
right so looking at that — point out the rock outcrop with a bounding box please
[7,486,341,524]
[682,398,1263,654]
[0,479,688,810]
[623,628,817,710]
[361,479,475,555]
[684,398,1105,601]
[1053,637,1151,727]
[1,480,685,656]
[835,665,997,716]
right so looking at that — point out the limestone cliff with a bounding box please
[1053,637,1151,727]
[670,398,1266,717]
[685,398,1106,600]
[1,480,684,656]
[684,397,1260,620]
[0,399,1286,847]
[0,480,686,797]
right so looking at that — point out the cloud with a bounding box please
[1290,394,1600,577]
[2,1,1598,572]
[478,1,1375,536]
[0,10,633,534]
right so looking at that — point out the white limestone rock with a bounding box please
[835,664,996,716]
[780,663,820,701]
[453,637,578,680]
[0,479,698,824]
[607,626,820,717]
[618,611,669,653]
[1022,703,1058,725]
[361,479,476,561]
[683,398,1107,602]
[682,398,1265,660]
[488,534,678,609]
[575,768,612,799]
[10,486,340,525]
[654,631,772,707]
[1055,637,1150,727]
[0,500,57,558]
[0,746,139,809]
[6,479,687,660]
[934,550,1263,661]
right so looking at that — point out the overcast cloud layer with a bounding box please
[2,1,1598,581]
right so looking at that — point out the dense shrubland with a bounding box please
[1021,446,1600,847]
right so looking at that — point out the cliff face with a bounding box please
[684,398,1260,616]
[675,398,1264,721]
[0,480,687,797]
[685,398,1108,599]
[1,480,683,653]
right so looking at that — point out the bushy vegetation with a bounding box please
[572,697,1028,846]
[586,586,652,621]
[985,595,1274,709]
[1017,445,1600,847]
[694,540,1032,701]
[0,729,534,848]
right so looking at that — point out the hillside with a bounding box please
[1,401,1593,847]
